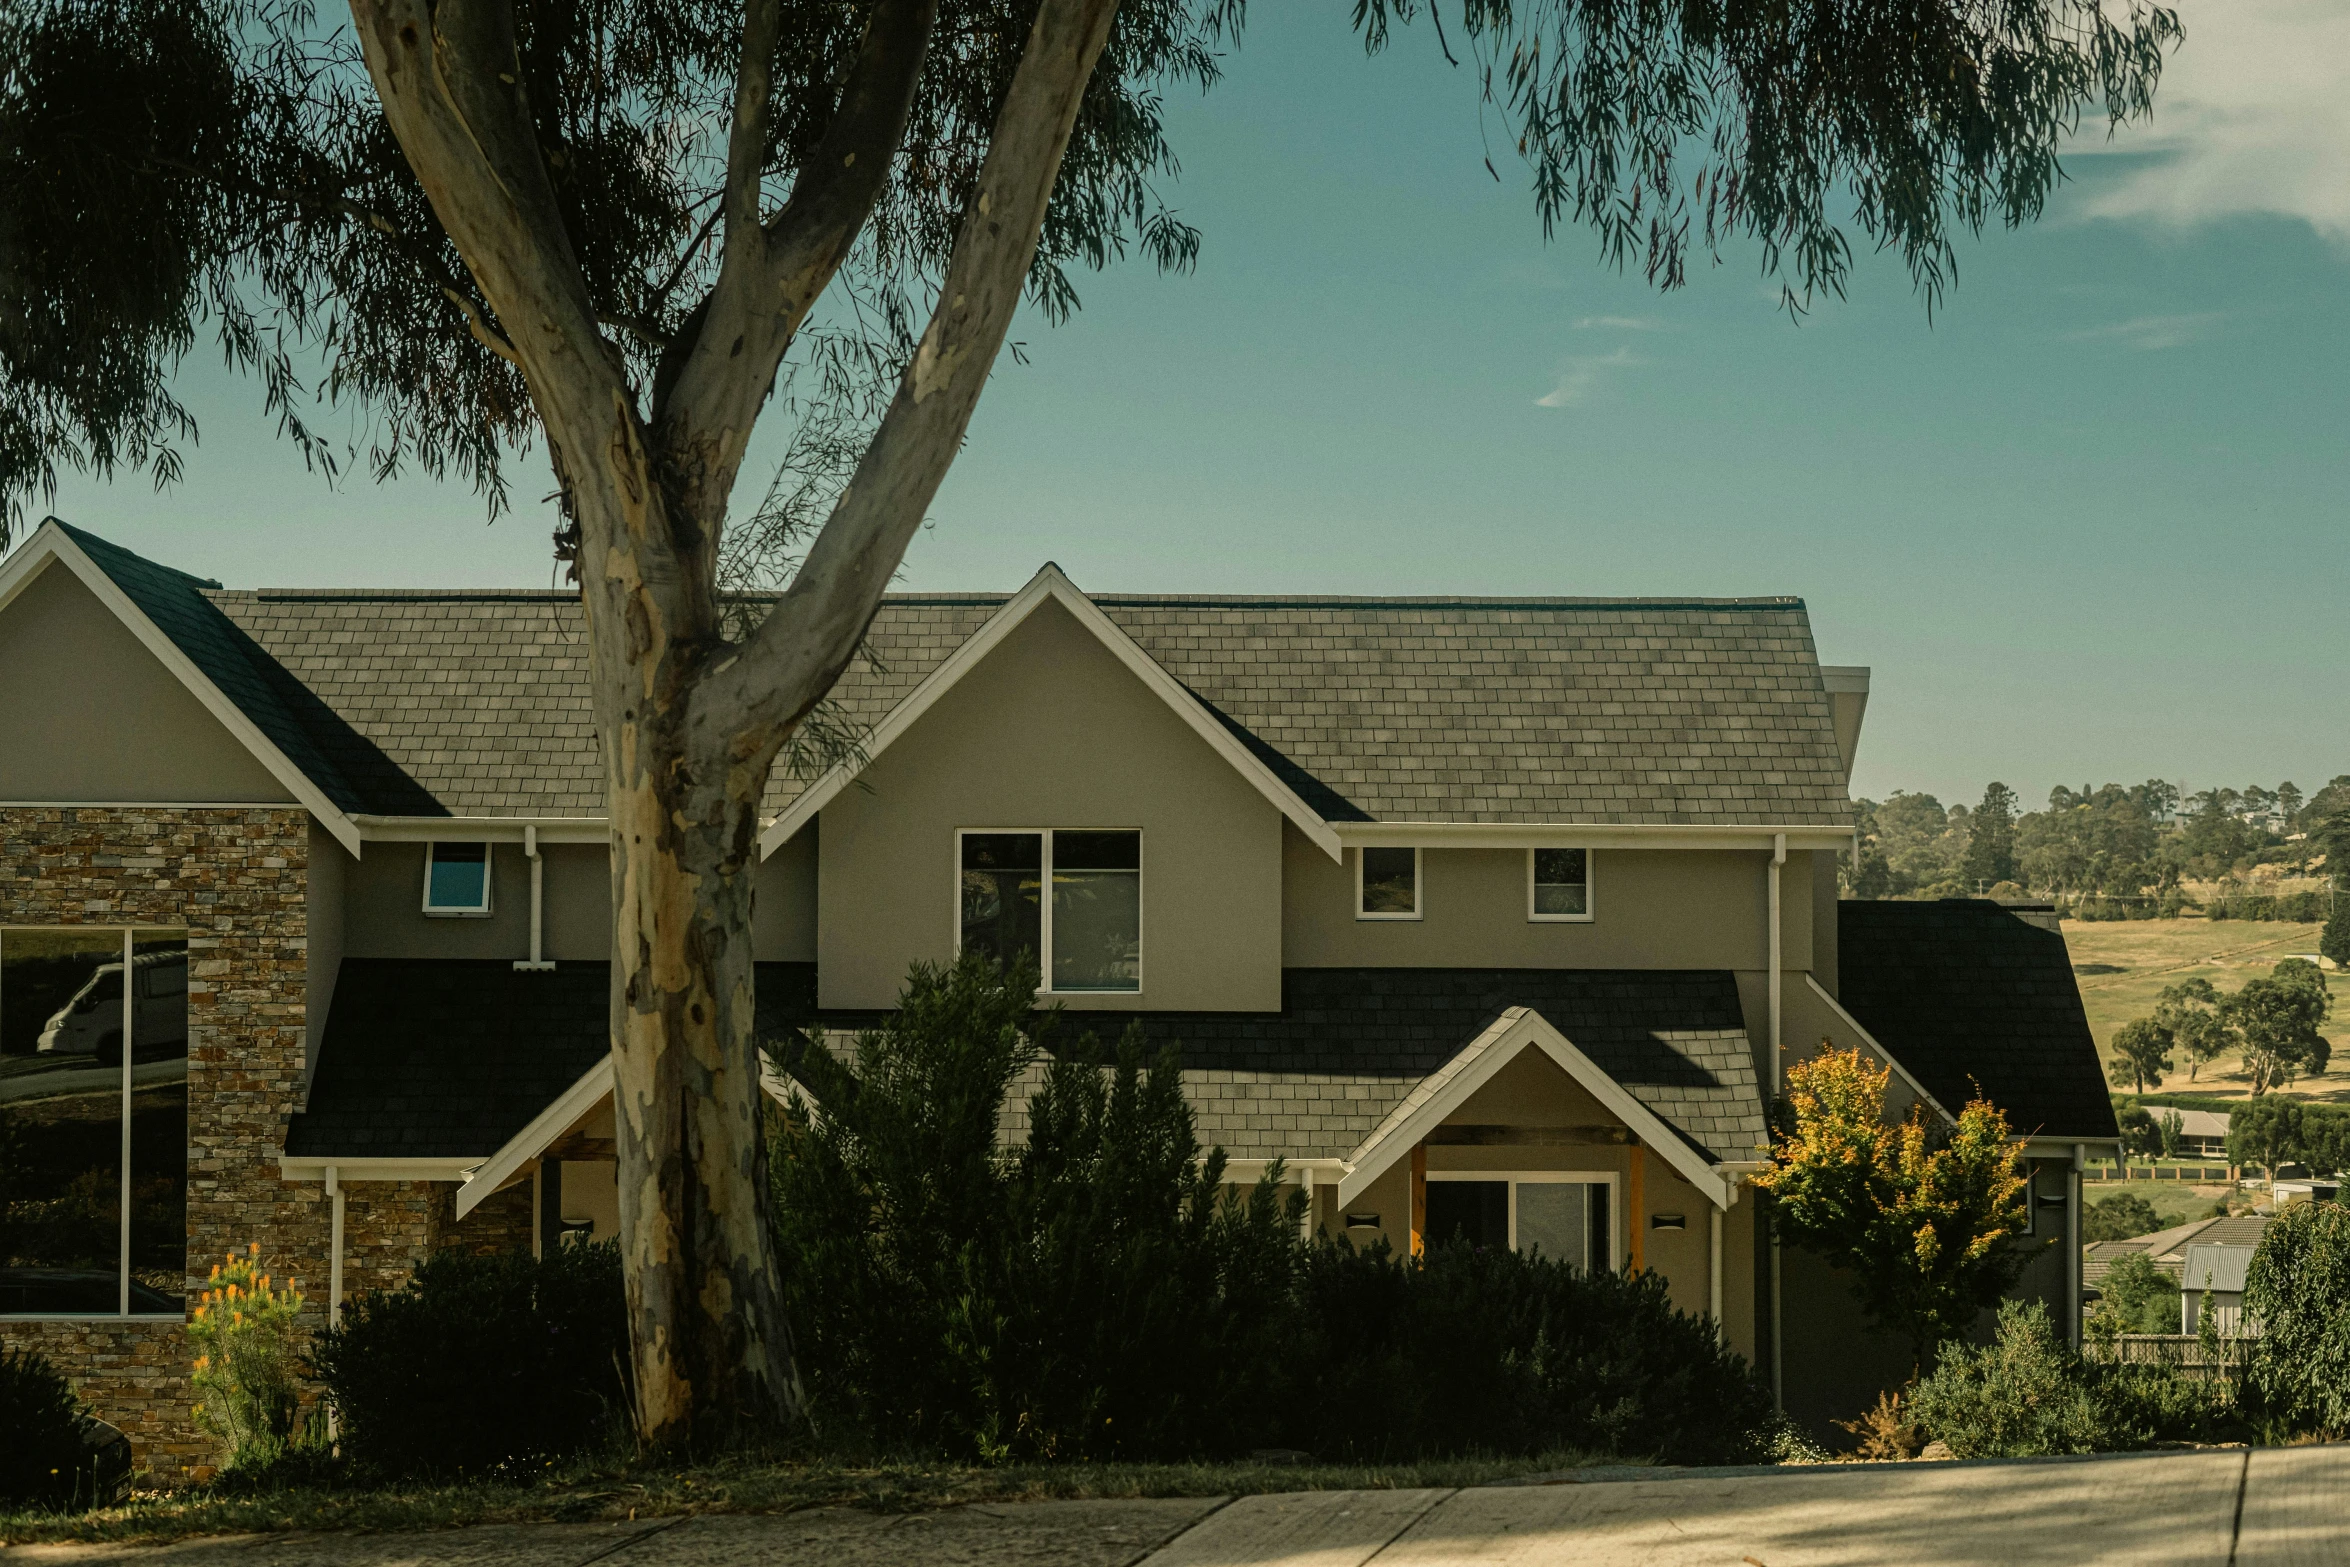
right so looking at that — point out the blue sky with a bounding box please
[33,1,2349,809]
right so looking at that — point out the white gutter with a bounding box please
[348,815,609,844]
[1768,831,1785,1413]
[325,1165,345,1328]
[514,825,555,972]
[1332,822,1855,852]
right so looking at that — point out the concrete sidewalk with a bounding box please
[6,1445,2342,1566]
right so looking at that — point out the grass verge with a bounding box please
[0,1449,1621,1547]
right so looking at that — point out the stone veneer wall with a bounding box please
[0,808,493,1483]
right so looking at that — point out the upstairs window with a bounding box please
[1357,847,1420,920]
[1529,848,1592,921]
[959,830,1141,993]
[423,842,493,916]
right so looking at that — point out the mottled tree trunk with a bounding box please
[350,0,1122,1449]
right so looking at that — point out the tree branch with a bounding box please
[692,0,1122,748]
[651,0,941,548]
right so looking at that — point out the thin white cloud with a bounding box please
[1535,347,1639,407]
[2073,0,2350,244]
[1572,314,1663,331]
[2061,311,2226,350]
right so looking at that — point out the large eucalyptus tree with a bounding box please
[0,0,2177,1447]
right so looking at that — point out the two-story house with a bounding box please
[0,520,2118,1472]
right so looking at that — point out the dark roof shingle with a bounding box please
[1836,900,2120,1142]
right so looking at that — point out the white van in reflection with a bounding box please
[35,951,188,1061]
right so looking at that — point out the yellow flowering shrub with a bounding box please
[187,1242,306,1464]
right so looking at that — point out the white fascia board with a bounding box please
[1,523,365,857]
[453,1058,614,1217]
[1800,974,1957,1126]
[1820,666,1872,694]
[755,565,1344,863]
[1217,1157,1351,1181]
[279,1156,476,1182]
[352,815,610,844]
[1335,1007,1734,1211]
[1333,822,1855,852]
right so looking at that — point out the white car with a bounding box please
[35,950,188,1061]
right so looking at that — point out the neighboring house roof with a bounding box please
[2081,1212,2270,1288]
[1836,899,2120,1143]
[285,960,610,1161]
[2171,1110,2231,1139]
[764,964,1768,1174]
[2180,1243,2256,1295]
[26,523,1854,830]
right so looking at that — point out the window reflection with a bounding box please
[1,929,186,1316]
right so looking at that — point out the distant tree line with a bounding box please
[1845,776,2350,928]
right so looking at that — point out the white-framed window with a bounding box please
[1424,1170,1619,1270]
[1,926,190,1318]
[1528,847,1593,922]
[1356,846,1421,921]
[957,829,1141,993]
[423,841,493,916]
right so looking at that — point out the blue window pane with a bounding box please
[427,843,490,910]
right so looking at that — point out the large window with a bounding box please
[1,927,189,1317]
[1357,846,1420,920]
[958,830,1141,993]
[1424,1172,1617,1270]
[423,841,493,916]
[1528,848,1593,921]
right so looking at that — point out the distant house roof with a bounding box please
[2082,1212,2271,1288]
[47,524,1853,828]
[2171,1110,2231,1138]
[293,961,1767,1170]
[2180,1243,2257,1295]
[1836,900,2119,1143]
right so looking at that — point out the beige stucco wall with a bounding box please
[1283,836,1811,973]
[815,598,1284,1010]
[338,839,611,961]
[0,563,293,805]
[754,825,818,962]
[1810,850,1840,994]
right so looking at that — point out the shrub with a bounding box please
[1913,1299,2227,1457]
[2086,1250,2179,1335]
[187,1242,306,1467]
[310,1240,629,1478]
[0,1346,101,1511]
[2244,1201,2350,1438]
[1279,1239,1774,1465]
[2081,1188,2160,1241]
[771,952,1304,1461]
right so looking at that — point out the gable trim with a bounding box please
[1801,974,1957,1126]
[1335,1006,1736,1210]
[0,523,364,856]
[452,1058,612,1218]
[1336,823,1857,850]
[755,565,1344,862]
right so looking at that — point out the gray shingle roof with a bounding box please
[770,965,1767,1166]
[296,961,1761,1168]
[64,527,1850,825]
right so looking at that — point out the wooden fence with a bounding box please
[2083,1333,2250,1383]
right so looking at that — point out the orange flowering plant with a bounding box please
[1753,1047,2038,1372]
[187,1242,306,1464]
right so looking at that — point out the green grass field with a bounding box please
[2080,1179,2235,1232]
[2062,919,2349,1107]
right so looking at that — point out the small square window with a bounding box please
[423,842,493,916]
[1530,847,1591,921]
[1358,847,1419,919]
